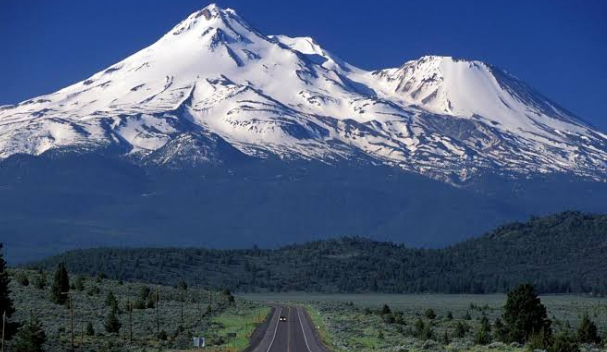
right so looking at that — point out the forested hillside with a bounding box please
[28,212,607,294]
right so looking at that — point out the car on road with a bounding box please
[279,316,287,322]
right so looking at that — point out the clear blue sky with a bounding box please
[1,0,606,130]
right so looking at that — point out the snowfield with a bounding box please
[1,4,606,183]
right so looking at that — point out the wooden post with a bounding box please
[1,311,6,352]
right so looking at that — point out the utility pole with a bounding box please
[63,291,74,351]
[1,311,5,352]
[196,285,201,321]
[79,324,84,352]
[180,290,184,325]
[127,297,132,345]
[155,291,160,335]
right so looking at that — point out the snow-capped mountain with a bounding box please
[2,4,606,183]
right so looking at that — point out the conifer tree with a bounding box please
[50,262,70,305]
[104,306,121,334]
[577,314,601,344]
[12,313,46,352]
[0,243,16,339]
[503,284,551,343]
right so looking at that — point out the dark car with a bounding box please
[279,316,287,322]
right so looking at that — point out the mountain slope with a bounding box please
[2,4,607,261]
[28,212,607,294]
[1,4,606,183]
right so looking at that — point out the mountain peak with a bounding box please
[167,3,247,38]
[1,5,606,183]
[197,3,236,19]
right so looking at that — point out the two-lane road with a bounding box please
[249,306,329,352]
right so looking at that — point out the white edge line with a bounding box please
[297,306,313,352]
[266,306,282,352]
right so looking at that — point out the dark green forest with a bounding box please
[28,211,607,294]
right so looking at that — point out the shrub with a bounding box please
[528,328,552,351]
[87,285,101,296]
[15,272,29,286]
[177,280,188,291]
[550,331,579,352]
[424,309,437,320]
[32,272,47,290]
[74,275,85,291]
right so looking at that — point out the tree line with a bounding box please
[29,211,607,294]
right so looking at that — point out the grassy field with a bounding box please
[7,269,269,352]
[242,293,607,352]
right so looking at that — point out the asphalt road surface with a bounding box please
[249,306,329,352]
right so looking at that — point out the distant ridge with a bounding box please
[28,212,607,295]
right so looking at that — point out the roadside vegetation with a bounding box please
[1,242,269,352]
[300,287,607,352]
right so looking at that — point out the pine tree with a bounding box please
[104,306,121,334]
[85,322,95,336]
[12,313,46,352]
[50,262,70,305]
[414,318,425,337]
[442,329,451,345]
[474,316,492,345]
[577,314,600,344]
[454,321,469,338]
[32,271,47,290]
[105,291,118,309]
[0,244,14,316]
[494,318,508,342]
[177,280,188,291]
[503,284,552,343]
